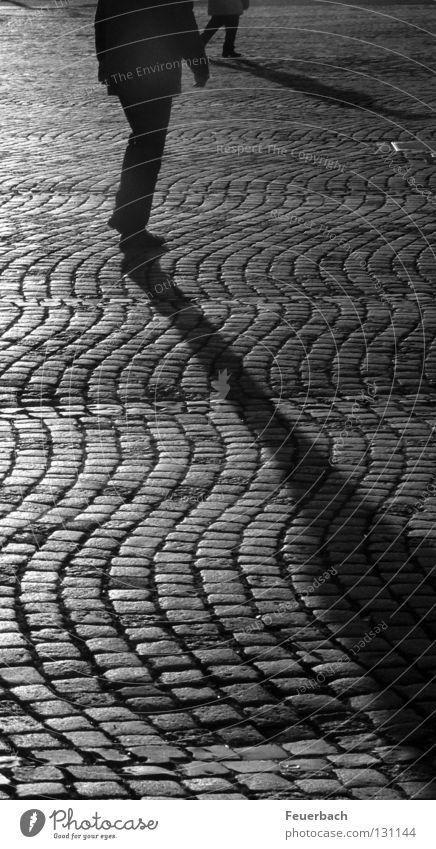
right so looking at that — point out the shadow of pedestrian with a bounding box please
[119,246,436,796]
[213,58,431,120]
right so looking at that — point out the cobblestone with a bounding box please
[0,0,435,801]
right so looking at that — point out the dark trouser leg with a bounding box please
[202,15,225,45]
[113,95,173,235]
[223,15,240,53]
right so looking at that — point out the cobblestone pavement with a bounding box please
[0,0,436,800]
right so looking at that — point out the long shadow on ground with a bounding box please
[119,245,436,797]
[213,58,431,121]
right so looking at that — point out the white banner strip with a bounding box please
[2,800,433,849]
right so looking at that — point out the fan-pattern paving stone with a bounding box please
[0,0,435,799]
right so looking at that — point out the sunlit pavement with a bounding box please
[0,0,435,799]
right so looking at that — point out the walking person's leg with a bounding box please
[112,95,173,245]
[202,15,224,46]
[222,15,241,57]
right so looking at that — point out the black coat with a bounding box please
[95,0,208,98]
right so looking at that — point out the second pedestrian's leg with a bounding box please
[222,15,241,57]
[202,15,224,46]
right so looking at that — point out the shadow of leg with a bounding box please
[114,257,436,795]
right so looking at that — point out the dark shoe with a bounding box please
[120,230,166,251]
[143,230,166,247]
[222,49,242,58]
[109,215,164,240]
